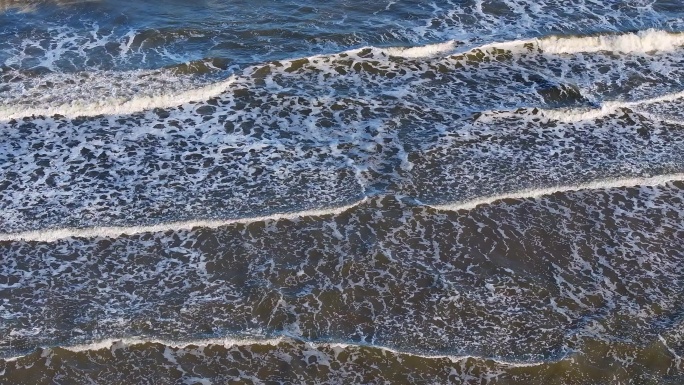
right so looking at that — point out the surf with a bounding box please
[2,173,683,243]
[3,29,684,121]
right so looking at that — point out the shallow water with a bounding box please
[1,0,684,384]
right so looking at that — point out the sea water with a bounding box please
[1,0,684,383]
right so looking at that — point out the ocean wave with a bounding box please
[0,68,236,121]
[3,27,684,235]
[429,173,684,211]
[536,89,684,122]
[3,29,684,121]
[383,40,460,58]
[369,29,684,66]
[1,182,682,372]
[2,173,682,242]
[373,29,684,59]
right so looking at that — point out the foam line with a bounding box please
[429,173,684,212]
[439,29,684,58]
[0,199,368,243]
[0,336,555,368]
[0,75,237,121]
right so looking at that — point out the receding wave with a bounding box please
[1,331,681,384]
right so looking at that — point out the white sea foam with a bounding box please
[383,40,458,58]
[456,29,684,57]
[430,173,684,212]
[0,199,368,243]
[459,38,534,54]
[537,29,684,55]
[1,336,552,368]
